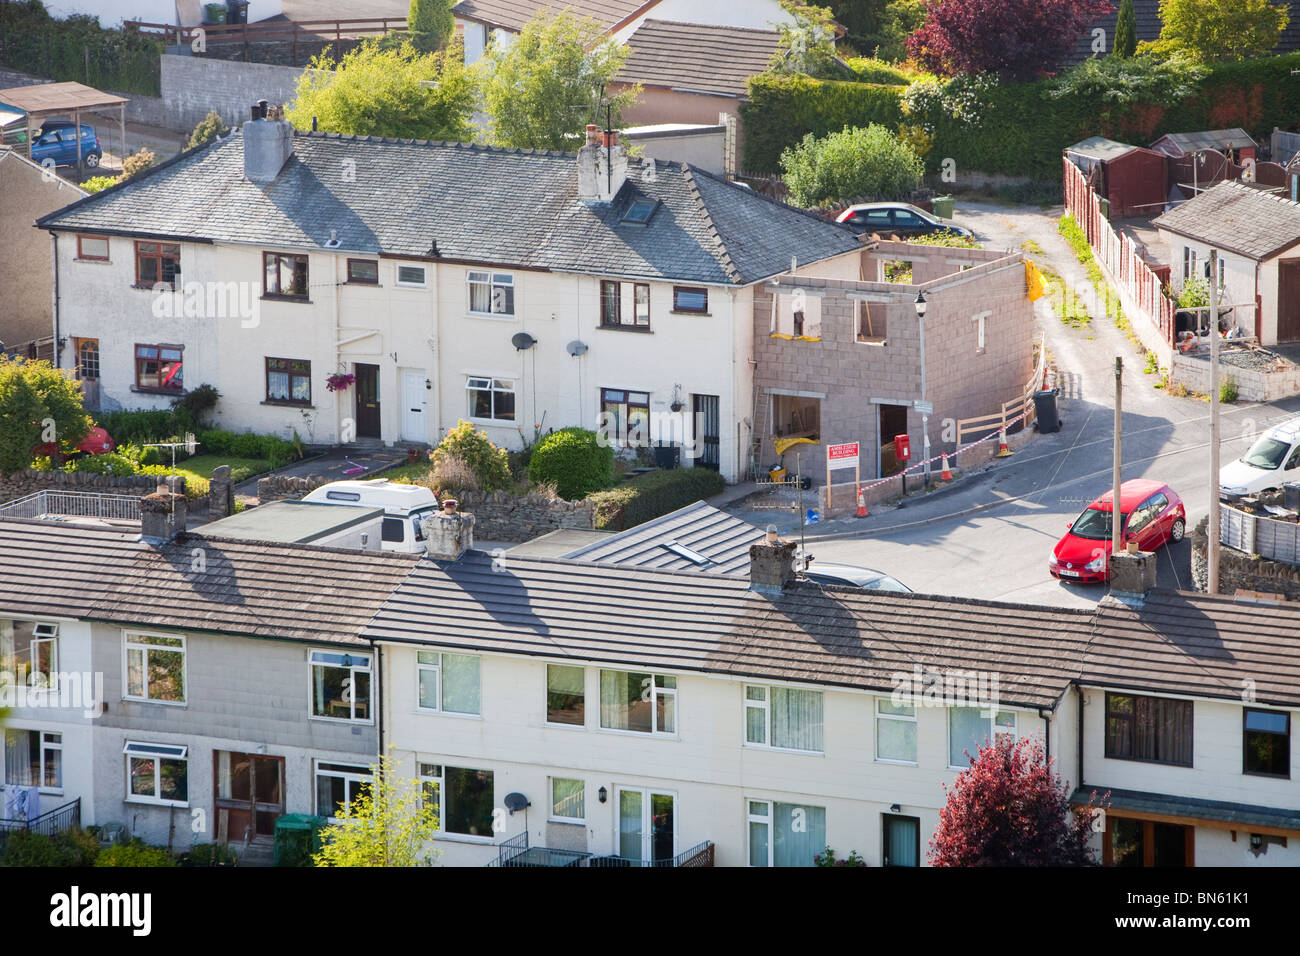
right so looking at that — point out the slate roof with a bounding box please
[36,130,860,286]
[452,0,648,32]
[1069,788,1300,832]
[562,501,759,575]
[1064,136,1140,163]
[0,518,419,646]
[616,20,781,98]
[1152,181,1300,260]
[1151,128,1257,156]
[363,550,1093,708]
[1081,591,1300,708]
[1069,0,1161,65]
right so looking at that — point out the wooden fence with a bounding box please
[1221,503,1300,565]
[127,17,405,64]
[1063,157,1176,347]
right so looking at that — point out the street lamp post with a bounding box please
[915,291,930,486]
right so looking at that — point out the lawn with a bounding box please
[375,459,435,484]
[154,455,271,491]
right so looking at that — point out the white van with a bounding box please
[300,479,439,552]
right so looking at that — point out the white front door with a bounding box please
[401,370,428,442]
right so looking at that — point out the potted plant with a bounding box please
[325,371,356,393]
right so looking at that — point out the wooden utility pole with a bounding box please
[1209,250,1221,594]
[1112,356,1123,562]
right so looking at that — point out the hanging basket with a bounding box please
[325,372,356,393]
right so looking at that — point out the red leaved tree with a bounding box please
[930,734,1105,866]
[907,0,1113,81]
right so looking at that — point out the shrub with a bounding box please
[199,428,235,455]
[527,427,615,500]
[1220,376,1239,403]
[120,147,156,180]
[844,57,913,85]
[426,453,480,493]
[180,842,236,866]
[96,408,183,446]
[187,110,230,150]
[589,467,726,530]
[80,175,118,193]
[62,452,139,476]
[432,420,512,491]
[1,828,101,866]
[171,383,220,429]
[94,840,177,867]
[780,123,924,208]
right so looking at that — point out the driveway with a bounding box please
[232,448,409,498]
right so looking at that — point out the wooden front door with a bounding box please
[1277,260,1300,342]
[354,363,381,438]
[214,752,285,845]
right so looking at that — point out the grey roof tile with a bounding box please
[562,501,760,574]
[452,0,646,32]
[1152,181,1300,260]
[616,20,781,98]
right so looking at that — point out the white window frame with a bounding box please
[545,663,586,728]
[947,706,1018,770]
[875,698,918,765]
[415,650,481,717]
[747,798,773,867]
[467,270,515,316]
[308,649,373,724]
[972,310,989,352]
[743,684,824,755]
[4,729,63,793]
[1183,246,1197,282]
[314,760,372,821]
[549,776,586,823]
[122,631,186,706]
[418,761,496,841]
[395,263,427,288]
[123,741,189,807]
[598,669,677,737]
[4,621,60,693]
[465,375,516,423]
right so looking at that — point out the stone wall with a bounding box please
[160,52,307,132]
[0,468,159,504]
[256,473,327,502]
[1171,350,1300,402]
[1191,516,1300,599]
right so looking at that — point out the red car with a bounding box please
[1049,479,1186,583]
[32,426,115,462]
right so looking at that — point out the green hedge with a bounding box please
[589,467,726,531]
[742,52,1300,181]
[0,4,163,97]
[199,429,296,466]
[527,427,614,500]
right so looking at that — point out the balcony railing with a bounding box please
[0,490,141,523]
[487,831,714,868]
[0,797,81,838]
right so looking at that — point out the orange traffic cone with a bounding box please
[940,453,953,481]
[996,428,1013,458]
[856,485,868,518]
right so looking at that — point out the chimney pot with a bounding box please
[422,509,474,561]
[749,532,797,594]
[585,124,601,146]
[443,498,458,514]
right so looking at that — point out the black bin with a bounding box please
[1033,388,1061,433]
[653,444,680,470]
[1285,482,1300,512]
[226,0,250,24]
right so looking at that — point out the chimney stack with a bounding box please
[749,527,796,594]
[577,123,628,204]
[243,101,295,185]
[140,490,187,543]
[1108,549,1157,605]
[422,502,475,561]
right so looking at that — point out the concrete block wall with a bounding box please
[160,52,306,133]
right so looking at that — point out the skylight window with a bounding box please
[663,540,711,566]
[623,199,659,225]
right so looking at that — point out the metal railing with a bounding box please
[587,840,716,868]
[127,17,407,65]
[486,832,715,868]
[0,797,81,837]
[0,490,142,522]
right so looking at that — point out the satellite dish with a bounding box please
[511,332,537,351]
[566,339,588,357]
[503,792,531,814]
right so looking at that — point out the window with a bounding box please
[419,764,495,837]
[600,281,650,329]
[972,310,989,352]
[601,280,621,326]
[547,664,585,726]
[948,706,1016,767]
[622,198,658,224]
[1183,247,1197,282]
[1105,693,1193,767]
[134,241,180,288]
[855,300,887,344]
[134,344,183,392]
[466,376,516,422]
[599,670,675,735]
[346,259,378,284]
[309,649,371,722]
[75,338,100,380]
[1,621,58,690]
[747,799,827,867]
[123,632,185,704]
[550,777,585,822]
[673,286,708,313]
[396,264,426,287]
[600,388,650,446]
[263,251,309,298]
[851,208,893,230]
[771,393,819,441]
[744,685,823,752]
[1244,708,1289,777]
[634,283,650,326]
[124,741,188,806]
[315,761,371,819]
[772,291,821,338]
[3,730,62,791]
[415,651,481,716]
[876,699,918,763]
[468,270,514,315]
[76,234,109,260]
[265,357,311,405]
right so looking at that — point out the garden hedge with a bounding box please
[526,427,614,500]
[589,467,726,531]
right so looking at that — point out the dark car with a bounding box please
[30,119,102,170]
[804,561,911,592]
[835,202,972,239]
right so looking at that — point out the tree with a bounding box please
[1113,0,1138,57]
[476,12,637,151]
[769,1,844,78]
[408,0,454,53]
[930,735,1104,866]
[313,753,441,867]
[780,123,924,207]
[1149,0,1288,62]
[187,110,230,150]
[120,147,156,180]
[0,355,92,475]
[287,38,476,141]
[907,0,1114,80]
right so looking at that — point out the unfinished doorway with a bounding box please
[215,751,285,846]
[771,394,820,441]
[1278,260,1300,342]
[878,404,908,476]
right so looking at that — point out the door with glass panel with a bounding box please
[615,787,676,864]
[882,814,920,867]
[214,751,284,845]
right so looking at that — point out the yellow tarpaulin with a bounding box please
[1025,260,1047,301]
[773,436,817,457]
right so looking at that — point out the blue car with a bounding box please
[30,119,102,170]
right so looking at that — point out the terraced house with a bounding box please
[36,109,864,483]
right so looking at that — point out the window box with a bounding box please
[124,741,188,807]
[744,684,824,753]
[263,251,309,298]
[76,234,109,261]
[265,357,311,406]
[1105,692,1193,767]
[415,651,481,716]
[466,376,515,422]
[135,241,180,289]
[468,270,514,316]
[599,669,675,735]
[672,286,708,314]
[309,649,372,723]
[123,631,186,705]
[134,344,183,392]
[347,259,379,284]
